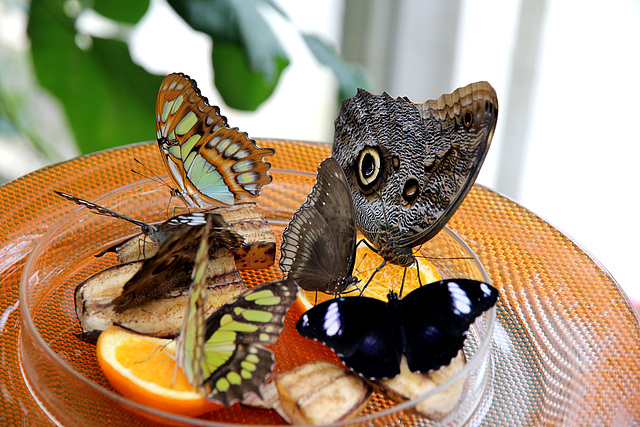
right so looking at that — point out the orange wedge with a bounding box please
[96,326,222,417]
[353,245,441,300]
[299,245,441,308]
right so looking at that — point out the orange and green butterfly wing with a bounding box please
[175,216,213,389]
[156,73,275,207]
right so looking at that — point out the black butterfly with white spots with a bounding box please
[296,278,498,380]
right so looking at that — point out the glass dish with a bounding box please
[19,168,495,426]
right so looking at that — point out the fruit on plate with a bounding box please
[376,350,467,417]
[96,326,223,417]
[75,246,246,339]
[113,202,276,271]
[248,361,372,425]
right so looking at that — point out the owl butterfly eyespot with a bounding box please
[155,72,275,208]
[332,82,498,267]
[357,147,382,188]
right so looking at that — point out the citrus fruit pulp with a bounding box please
[299,244,442,308]
[96,326,223,417]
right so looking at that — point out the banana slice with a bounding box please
[376,351,467,417]
[75,247,245,340]
[112,202,276,271]
[273,361,371,425]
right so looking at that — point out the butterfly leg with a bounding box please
[415,260,423,288]
[356,238,375,251]
[358,258,386,296]
[399,267,408,297]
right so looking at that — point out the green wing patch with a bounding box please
[178,266,298,406]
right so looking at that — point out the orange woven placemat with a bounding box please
[1,139,638,425]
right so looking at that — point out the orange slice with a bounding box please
[353,245,441,300]
[96,326,222,417]
[299,245,441,308]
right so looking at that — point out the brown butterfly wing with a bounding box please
[332,82,498,266]
[113,212,243,313]
[279,157,358,294]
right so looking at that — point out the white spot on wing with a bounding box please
[324,301,342,336]
[448,282,472,314]
[480,283,491,296]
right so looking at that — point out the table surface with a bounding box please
[1,139,639,426]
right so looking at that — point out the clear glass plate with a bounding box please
[19,169,495,426]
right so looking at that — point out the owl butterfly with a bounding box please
[176,217,298,405]
[156,72,275,208]
[332,82,498,267]
[279,157,358,295]
[296,278,498,380]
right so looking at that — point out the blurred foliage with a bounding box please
[22,0,369,155]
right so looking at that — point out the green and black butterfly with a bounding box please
[176,218,298,405]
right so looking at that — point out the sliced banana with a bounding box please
[113,202,276,271]
[375,351,467,417]
[272,361,371,425]
[75,247,245,340]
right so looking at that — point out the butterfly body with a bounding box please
[296,279,498,380]
[156,73,275,207]
[280,157,358,294]
[332,82,498,266]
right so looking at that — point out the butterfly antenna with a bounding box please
[131,158,191,215]
[131,158,172,188]
[54,190,156,234]
[413,248,473,262]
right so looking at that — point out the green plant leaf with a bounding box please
[27,0,163,154]
[91,0,150,25]
[212,40,288,111]
[167,0,288,82]
[302,34,370,101]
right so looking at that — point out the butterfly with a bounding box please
[296,278,498,380]
[111,210,243,313]
[332,82,498,267]
[279,157,358,294]
[54,190,242,262]
[156,72,275,208]
[176,218,298,405]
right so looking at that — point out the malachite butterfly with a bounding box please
[156,72,275,208]
[176,218,298,405]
